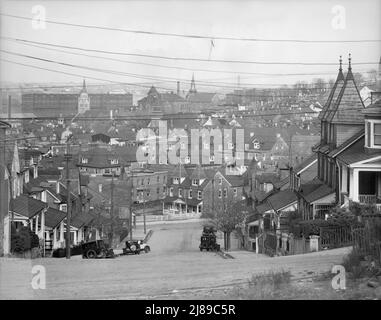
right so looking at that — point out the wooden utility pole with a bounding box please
[65,137,72,259]
[129,169,133,241]
[110,172,115,246]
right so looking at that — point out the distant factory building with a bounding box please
[21,80,133,117]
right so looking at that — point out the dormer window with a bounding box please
[365,120,381,149]
[110,159,118,165]
[173,177,179,184]
[81,157,88,164]
[192,179,198,186]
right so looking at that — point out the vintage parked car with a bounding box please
[199,226,220,252]
[122,240,141,255]
[136,240,151,253]
[81,240,115,259]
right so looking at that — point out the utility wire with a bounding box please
[1,50,376,91]
[1,12,380,43]
[1,36,378,66]
[3,37,374,78]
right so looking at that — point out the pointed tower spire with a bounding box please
[337,55,344,81]
[189,73,197,94]
[80,78,87,94]
[346,53,354,81]
[339,55,342,71]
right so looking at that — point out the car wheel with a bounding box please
[144,246,150,253]
[86,250,97,259]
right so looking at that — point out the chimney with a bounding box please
[7,95,11,121]
[177,81,180,96]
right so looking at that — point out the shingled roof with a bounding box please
[326,58,365,124]
[10,194,47,218]
[44,207,66,229]
[319,59,345,121]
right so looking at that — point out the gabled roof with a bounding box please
[327,129,364,158]
[337,136,381,165]
[293,154,317,174]
[319,62,345,121]
[71,212,95,229]
[10,194,47,218]
[298,180,334,203]
[45,207,66,229]
[189,165,207,180]
[267,190,297,211]
[326,62,365,124]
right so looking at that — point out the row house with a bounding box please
[163,165,215,217]
[78,146,138,177]
[299,55,381,219]
[202,169,248,217]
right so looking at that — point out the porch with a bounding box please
[350,170,381,211]
[163,198,202,217]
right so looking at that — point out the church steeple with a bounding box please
[80,78,87,94]
[189,73,197,95]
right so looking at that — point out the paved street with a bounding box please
[0,220,350,299]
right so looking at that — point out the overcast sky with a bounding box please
[0,0,380,92]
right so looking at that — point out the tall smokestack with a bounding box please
[7,96,11,121]
[177,81,180,96]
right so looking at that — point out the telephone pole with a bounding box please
[65,136,72,259]
[129,169,133,241]
[110,172,115,246]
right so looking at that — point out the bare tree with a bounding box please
[212,200,249,251]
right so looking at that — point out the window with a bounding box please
[179,188,183,197]
[110,159,118,165]
[218,189,222,198]
[173,177,179,184]
[198,191,202,200]
[223,188,227,198]
[192,179,198,186]
[374,123,381,146]
[233,188,237,197]
[81,157,88,164]
[209,155,215,162]
[147,178,150,185]
[218,178,222,185]
[169,187,173,197]
[189,189,193,199]
[157,187,160,195]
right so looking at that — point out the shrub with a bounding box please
[11,226,40,253]
[342,249,366,279]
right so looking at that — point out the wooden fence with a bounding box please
[352,225,381,265]
[319,226,353,249]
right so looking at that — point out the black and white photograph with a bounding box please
[0,0,381,305]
